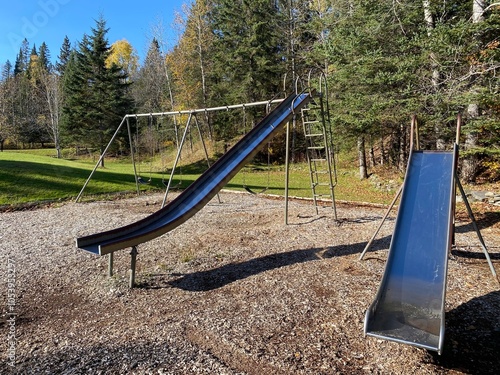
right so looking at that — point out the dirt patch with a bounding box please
[0,191,499,374]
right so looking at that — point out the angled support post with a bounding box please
[162,113,194,208]
[359,184,402,260]
[455,178,498,283]
[360,114,416,260]
[75,116,127,202]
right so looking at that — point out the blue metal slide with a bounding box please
[76,92,311,255]
[364,147,457,354]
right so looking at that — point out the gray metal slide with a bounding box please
[364,147,457,354]
[76,92,311,255]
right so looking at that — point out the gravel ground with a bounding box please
[0,190,499,374]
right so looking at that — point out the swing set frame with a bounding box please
[75,98,285,203]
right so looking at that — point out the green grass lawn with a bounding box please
[0,150,397,207]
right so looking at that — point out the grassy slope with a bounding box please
[0,151,141,205]
[0,150,398,207]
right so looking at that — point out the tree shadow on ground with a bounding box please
[455,211,500,233]
[425,291,500,375]
[451,248,500,260]
[167,236,391,292]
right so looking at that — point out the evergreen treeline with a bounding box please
[0,1,499,182]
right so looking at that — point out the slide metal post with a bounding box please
[284,120,291,225]
[130,246,138,288]
[108,253,114,277]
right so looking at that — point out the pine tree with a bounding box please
[1,60,12,81]
[61,17,133,165]
[38,42,51,72]
[209,0,284,104]
[14,39,30,75]
[56,36,72,75]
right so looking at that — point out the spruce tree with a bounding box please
[38,42,51,72]
[14,39,30,76]
[61,17,132,165]
[2,60,12,80]
[209,0,284,104]
[56,36,72,75]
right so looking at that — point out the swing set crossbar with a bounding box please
[125,99,285,119]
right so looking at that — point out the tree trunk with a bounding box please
[379,137,385,165]
[358,136,368,179]
[422,0,446,149]
[399,123,407,172]
[100,145,105,168]
[461,0,486,182]
[194,2,213,140]
[369,143,376,168]
[461,104,480,182]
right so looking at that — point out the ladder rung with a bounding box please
[308,146,325,150]
[311,181,331,186]
[303,121,320,125]
[305,133,323,137]
[311,158,327,162]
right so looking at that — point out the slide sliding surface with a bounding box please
[76,92,311,255]
[364,148,457,354]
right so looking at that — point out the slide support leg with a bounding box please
[359,185,402,260]
[108,253,114,277]
[130,246,138,288]
[456,178,498,283]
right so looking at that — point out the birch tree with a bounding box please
[461,0,486,181]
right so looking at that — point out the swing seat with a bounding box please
[137,176,150,185]
[162,179,183,189]
[243,185,268,195]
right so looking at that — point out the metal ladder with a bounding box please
[301,94,337,218]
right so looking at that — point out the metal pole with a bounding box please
[284,120,291,225]
[162,113,193,208]
[456,178,498,282]
[129,246,138,288]
[127,117,140,196]
[410,115,415,150]
[75,116,127,202]
[359,184,403,260]
[414,115,420,151]
[108,253,114,277]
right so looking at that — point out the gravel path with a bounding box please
[1,191,499,374]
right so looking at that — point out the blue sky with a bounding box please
[0,0,192,67]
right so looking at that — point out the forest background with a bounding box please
[0,0,499,183]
